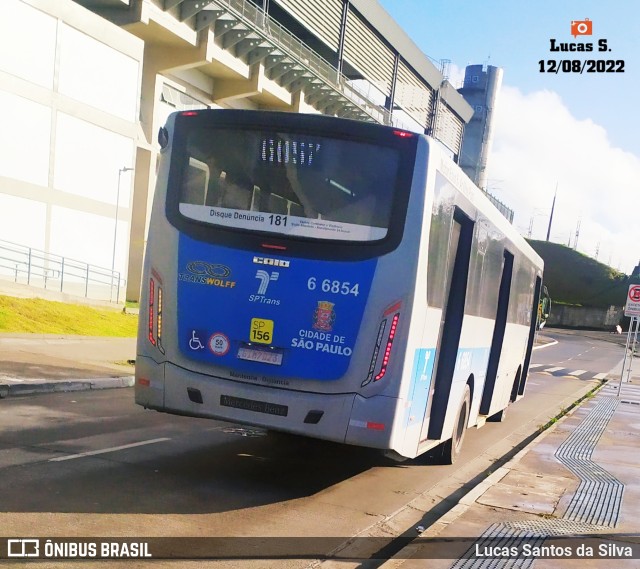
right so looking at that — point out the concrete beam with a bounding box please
[246,46,279,65]
[235,39,270,60]
[180,0,216,21]
[267,62,295,81]
[214,16,240,38]
[305,87,334,106]
[212,63,264,102]
[164,0,184,9]
[145,43,208,73]
[278,68,306,88]
[194,8,225,32]
[222,28,259,50]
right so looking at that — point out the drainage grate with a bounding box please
[504,519,608,535]
[555,397,623,527]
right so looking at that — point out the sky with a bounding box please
[378,0,640,276]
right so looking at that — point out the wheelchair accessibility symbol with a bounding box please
[189,330,205,350]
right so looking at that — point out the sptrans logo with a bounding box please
[571,18,592,37]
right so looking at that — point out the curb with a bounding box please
[532,338,558,351]
[376,380,606,569]
[0,376,134,398]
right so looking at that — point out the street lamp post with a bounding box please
[111,166,133,302]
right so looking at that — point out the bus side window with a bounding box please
[205,170,225,207]
[208,170,253,210]
[183,157,210,205]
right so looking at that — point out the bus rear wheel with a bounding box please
[439,385,470,465]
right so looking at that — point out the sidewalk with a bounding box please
[0,333,135,397]
[382,375,640,568]
[0,332,557,398]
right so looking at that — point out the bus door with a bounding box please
[518,276,543,397]
[479,250,514,415]
[421,207,474,442]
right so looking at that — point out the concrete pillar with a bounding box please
[125,47,164,302]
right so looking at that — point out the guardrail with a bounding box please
[0,239,123,303]
[483,192,515,223]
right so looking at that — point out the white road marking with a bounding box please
[545,367,564,373]
[567,370,588,376]
[529,364,543,368]
[49,438,170,462]
[594,373,609,380]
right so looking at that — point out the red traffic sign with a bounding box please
[625,284,640,317]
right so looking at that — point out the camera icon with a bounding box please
[7,539,40,557]
[571,18,592,37]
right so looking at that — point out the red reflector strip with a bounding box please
[151,268,163,285]
[367,422,385,431]
[261,243,287,250]
[137,378,150,387]
[383,300,402,317]
[375,313,400,381]
[393,130,414,138]
[181,111,198,116]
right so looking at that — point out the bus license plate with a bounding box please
[237,346,283,366]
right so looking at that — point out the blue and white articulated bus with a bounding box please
[135,109,544,463]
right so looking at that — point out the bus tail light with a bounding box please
[148,276,165,354]
[362,303,401,387]
[148,278,156,347]
[375,313,400,381]
[393,129,414,138]
[157,285,165,354]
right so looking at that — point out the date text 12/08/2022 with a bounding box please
[539,59,624,73]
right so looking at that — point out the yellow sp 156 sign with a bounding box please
[250,318,273,344]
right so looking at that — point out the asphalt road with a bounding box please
[0,330,625,567]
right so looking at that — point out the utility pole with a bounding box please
[546,184,557,242]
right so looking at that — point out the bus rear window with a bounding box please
[176,128,400,242]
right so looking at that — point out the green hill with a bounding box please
[526,240,639,308]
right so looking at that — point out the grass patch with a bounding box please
[0,295,138,336]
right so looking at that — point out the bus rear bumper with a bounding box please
[155,362,361,443]
[135,355,165,409]
[345,394,402,453]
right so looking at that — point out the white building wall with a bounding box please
[0,0,142,300]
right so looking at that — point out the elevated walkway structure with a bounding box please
[70,0,476,301]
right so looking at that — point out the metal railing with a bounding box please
[483,192,515,223]
[211,0,393,125]
[0,239,123,303]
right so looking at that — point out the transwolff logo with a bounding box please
[178,260,236,288]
